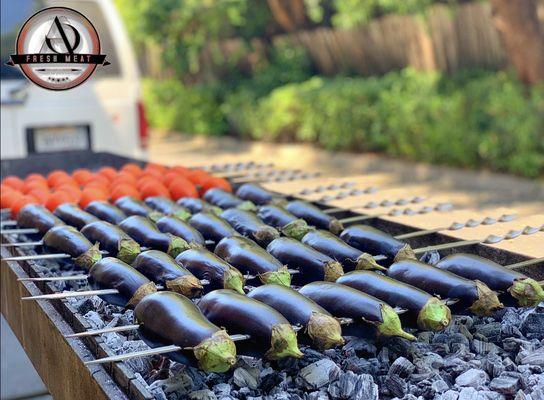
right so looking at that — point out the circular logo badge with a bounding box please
[7,7,109,90]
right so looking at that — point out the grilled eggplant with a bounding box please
[17,204,65,235]
[285,200,343,234]
[133,250,202,298]
[85,201,127,225]
[177,198,222,215]
[267,237,343,284]
[135,291,236,372]
[175,248,245,294]
[155,215,206,246]
[118,216,190,257]
[302,229,385,271]
[340,225,415,265]
[198,289,303,359]
[337,271,451,331]
[388,259,503,316]
[436,253,544,307]
[54,203,99,230]
[89,257,156,307]
[81,221,141,263]
[43,225,101,269]
[299,282,415,340]
[257,205,312,241]
[144,197,191,221]
[188,212,239,243]
[115,196,155,217]
[203,188,256,211]
[220,208,279,246]
[215,236,290,286]
[235,183,283,206]
[248,284,344,349]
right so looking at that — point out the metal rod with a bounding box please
[0,228,39,235]
[506,257,544,270]
[1,241,44,247]
[324,196,426,214]
[18,274,90,282]
[21,288,119,300]
[339,203,453,224]
[0,220,17,227]
[3,253,72,262]
[65,324,140,338]
[413,240,481,254]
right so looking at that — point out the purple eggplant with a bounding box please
[135,291,236,372]
[337,271,451,331]
[299,282,415,340]
[285,200,343,234]
[235,183,283,206]
[340,225,415,265]
[84,201,127,225]
[89,257,156,308]
[220,208,279,246]
[144,196,191,220]
[203,188,256,211]
[198,289,303,359]
[81,221,141,264]
[177,197,222,215]
[118,216,190,257]
[188,212,239,243]
[16,204,65,235]
[43,225,101,269]
[133,250,202,298]
[247,284,344,349]
[302,229,386,271]
[436,253,544,307]
[257,205,312,240]
[155,215,206,246]
[175,248,245,294]
[53,203,99,230]
[215,236,291,286]
[387,259,503,316]
[115,196,155,217]
[266,237,343,284]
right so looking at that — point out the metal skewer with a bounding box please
[339,203,453,225]
[323,196,426,214]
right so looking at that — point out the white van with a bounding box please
[0,0,148,159]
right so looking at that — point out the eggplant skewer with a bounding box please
[204,188,256,211]
[81,221,141,264]
[54,203,100,230]
[247,284,344,349]
[285,200,343,235]
[235,183,284,206]
[215,236,291,286]
[301,229,386,271]
[188,212,239,244]
[132,250,203,298]
[336,271,451,331]
[267,237,344,284]
[177,198,222,216]
[119,216,190,258]
[299,282,416,340]
[43,225,102,269]
[435,253,544,307]
[175,248,245,294]
[84,201,128,225]
[115,196,156,218]
[144,197,191,221]
[16,204,65,236]
[257,205,313,241]
[387,259,503,316]
[220,208,279,246]
[155,215,206,247]
[198,289,303,359]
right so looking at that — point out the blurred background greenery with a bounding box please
[114,0,544,178]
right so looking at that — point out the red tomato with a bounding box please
[47,170,71,187]
[25,173,48,186]
[139,181,171,199]
[112,171,138,186]
[121,163,143,177]
[170,165,190,176]
[79,188,109,208]
[145,163,168,175]
[2,176,25,191]
[50,175,78,189]
[56,184,82,203]
[97,166,118,181]
[200,176,232,195]
[168,177,198,200]
[11,195,37,216]
[1,184,14,194]
[72,169,94,185]
[186,169,210,186]
[45,192,73,212]
[27,187,50,204]
[1,190,23,209]
[110,184,141,202]
[22,179,49,194]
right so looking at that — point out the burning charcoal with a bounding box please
[455,368,489,389]
[327,371,378,400]
[384,373,407,398]
[233,367,260,390]
[483,354,505,378]
[212,383,231,397]
[388,357,415,378]
[520,310,544,340]
[148,370,194,397]
[519,347,544,367]
[415,353,444,373]
[83,310,105,330]
[431,378,450,394]
[473,323,501,342]
[342,338,377,358]
[103,332,125,351]
[299,359,341,390]
[187,390,217,400]
[490,375,520,395]
[471,339,500,355]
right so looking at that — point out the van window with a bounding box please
[1,0,121,79]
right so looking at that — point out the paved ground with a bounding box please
[1,131,542,399]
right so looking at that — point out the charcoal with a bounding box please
[472,339,500,355]
[432,378,450,394]
[307,390,329,400]
[520,310,544,340]
[299,359,341,390]
[388,357,415,378]
[326,371,377,400]
[83,310,105,329]
[213,383,231,397]
[489,375,520,395]
[519,347,544,366]
[473,323,501,342]
[342,337,377,357]
[233,367,260,390]
[454,368,489,389]
[437,390,461,400]
[384,373,407,398]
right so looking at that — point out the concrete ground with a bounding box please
[1,131,542,399]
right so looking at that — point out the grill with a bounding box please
[1,151,542,400]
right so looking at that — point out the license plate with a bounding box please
[30,125,90,153]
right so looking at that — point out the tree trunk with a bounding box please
[490,0,544,85]
[267,0,308,32]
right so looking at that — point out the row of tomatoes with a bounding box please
[1,162,231,216]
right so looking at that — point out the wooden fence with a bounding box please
[140,1,544,79]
